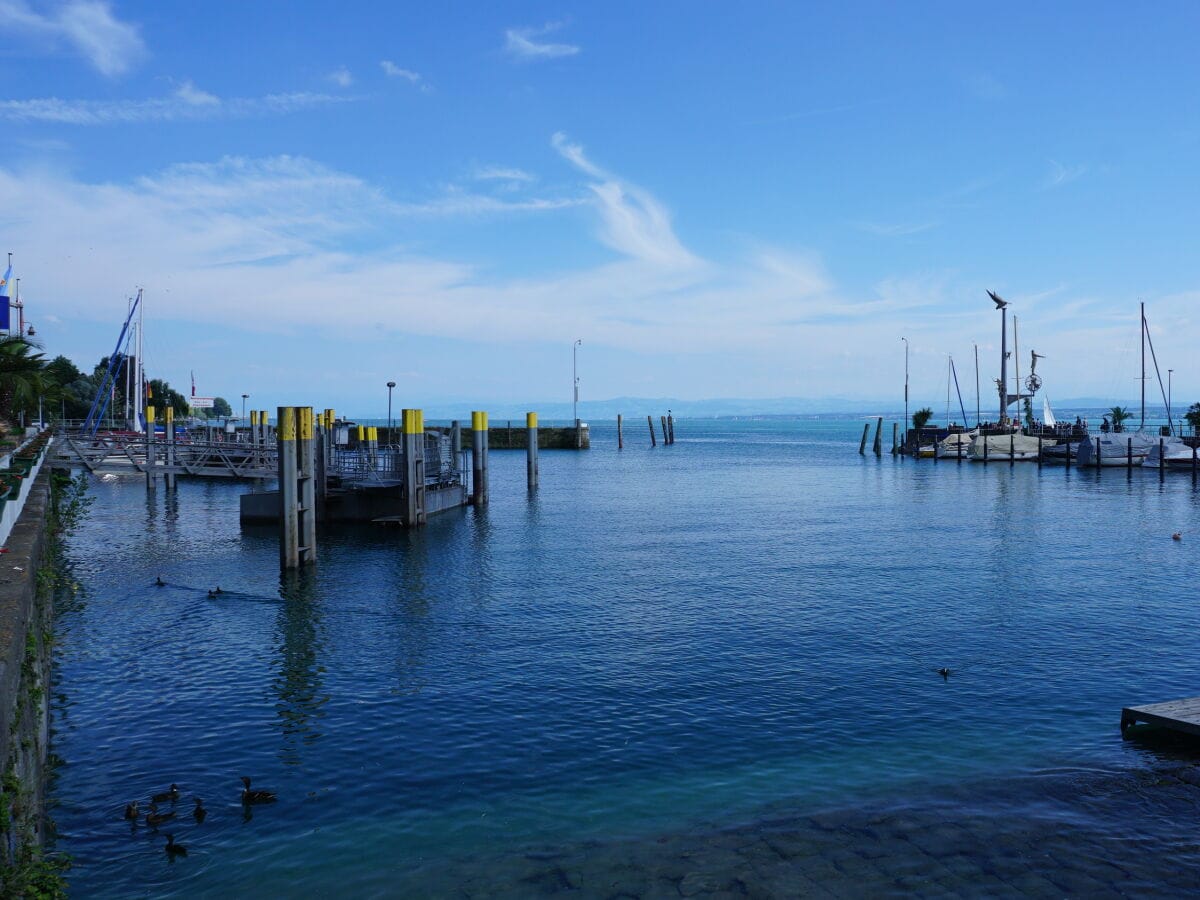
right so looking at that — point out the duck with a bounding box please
[164,834,187,858]
[145,803,175,827]
[151,783,180,804]
[123,801,139,820]
[240,776,276,804]
[192,798,207,823]
[207,590,217,598]
[155,576,165,587]
[936,667,952,679]
[213,586,224,595]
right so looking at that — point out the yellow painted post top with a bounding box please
[278,406,296,441]
[526,412,537,428]
[472,410,488,431]
[325,409,335,427]
[299,407,313,440]
[250,410,258,426]
[356,425,365,441]
[146,405,156,424]
[403,408,425,435]
[260,411,268,427]
[368,426,378,442]
[165,406,174,424]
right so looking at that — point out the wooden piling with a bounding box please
[1037,435,1042,467]
[471,411,489,505]
[891,422,898,455]
[1009,431,1015,467]
[859,422,869,455]
[145,405,156,491]
[1066,439,1072,470]
[667,414,675,445]
[617,414,624,450]
[298,407,317,564]
[1095,437,1102,470]
[165,406,176,490]
[1128,437,1133,472]
[648,415,657,447]
[872,417,882,456]
[660,415,669,444]
[1160,437,1165,481]
[526,412,539,490]
[278,406,299,569]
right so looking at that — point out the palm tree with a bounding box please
[1109,406,1133,433]
[0,336,50,422]
[912,407,934,430]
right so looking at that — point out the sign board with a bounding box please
[190,397,215,409]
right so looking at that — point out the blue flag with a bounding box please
[0,263,10,332]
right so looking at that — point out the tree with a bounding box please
[211,397,232,418]
[1109,406,1133,433]
[0,336,49,421]
[148,378,190,418]
[912,407,934,430]
[1186,403,1200,431]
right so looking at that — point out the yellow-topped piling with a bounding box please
[299,407,313,440]
[146,405,156,425]
[526,412,537,428]
[472,410,488,431]
[279,406,296,441]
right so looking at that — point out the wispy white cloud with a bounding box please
[1042,159,1087,190]
[327,67,353,88]
[0,0,144,76]
[473,165,535,183]
[380,60,429,92]
[0,85,348,124]
[856,221,938,237]
[504,22,579,60]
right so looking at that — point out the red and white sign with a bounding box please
[190,397,215,409]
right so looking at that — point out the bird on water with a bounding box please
[151,783,180,804]
[241,776,276,804]
[1173,532,1182,541]
[145,803,175,827]
[164,834,187,858]
[192,798,207,823]
[123,801,139,820]
[936,667,952,679]
[155,576,165,587]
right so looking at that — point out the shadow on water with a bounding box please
[272,569,327,766]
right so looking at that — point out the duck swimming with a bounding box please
[145,803,175,827]
[240,776,276,804]
[936,667,951,679]
[155,576,165,587]
[192,798,207,823]
[164,834,187,858]
[123,801,139,820]
[151,784,180,804]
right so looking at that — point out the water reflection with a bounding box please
[271,569,327,765]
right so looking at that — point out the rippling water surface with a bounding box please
[49,419,1200,896]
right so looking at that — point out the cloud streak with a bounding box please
[0,85,349,124]
[380,60,429,91]
[504,22,579,60]
[1042,159,1087,190]
[0,0,144,76]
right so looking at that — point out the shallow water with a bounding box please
[48,418,1200,896]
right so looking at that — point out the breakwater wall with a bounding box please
[472,424,589,450]
[0,432,66,893]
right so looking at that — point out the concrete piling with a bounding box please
[250,410,259,447]
[451,420,462,457]
[525,412,539,490]
[402,409,426,525]
[471,411,489,506]
[617,414,624,449]
[278,406,299,569]
[165,406,176,490]
[648,415,657,447]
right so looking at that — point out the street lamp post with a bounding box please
[387,381,396,443]
[901,337,909,452]
[572,339,582,425]
[241,394,249,433]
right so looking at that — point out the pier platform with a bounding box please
[1120,696,1200,737]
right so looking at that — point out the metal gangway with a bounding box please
[54,431,277,479]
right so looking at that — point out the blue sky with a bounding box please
[1,1,1198,415]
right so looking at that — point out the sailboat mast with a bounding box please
[1013,316,1021,429]
[1140,301,1146,430]
[945,356,951,427]
[999,307,1008,424]
[974,343,980,427]
[136,289,144,432]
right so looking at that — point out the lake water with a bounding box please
[48,418,1200,896]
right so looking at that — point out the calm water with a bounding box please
[49,418,1200,896]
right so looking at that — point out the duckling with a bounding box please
[164,834,187,858]
[145,803,175,827]
[240,776,276,804]
[936,667,951,679]
[155,576,165,587]
[151,783,180,804]
[192,797,207,823]
[123,801,139,820]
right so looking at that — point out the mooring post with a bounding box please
[315,411,328,505]
[1159,437,1165,481]
[324,409,335,474]
[1128,438,1133,472]
[278,406,299,569]
[983,434,989,464]
[1193,441,1198,479]
[1009,432,1015,467]
[145,405,156,491]
[451,420,462,456]
[891,422,898,455]
[1095,437,1102,471]
[298,407,317,565]
[403,409,426,525]
[1066,439,1072,470]
[263,411,271,446]
[471,410,489,506]
[668,413,675,445]
[526,412,539,490]
[165,406,176,490]
[872,417,882,456]
[858,422,869,455]
[250,410,259,448]
[648,415,657,447]
[660,415,669,444]
[618,414,624,450]
[576,417,583,449]
[1037,435,1042,467]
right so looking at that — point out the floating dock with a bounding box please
[1120,697,1200,737]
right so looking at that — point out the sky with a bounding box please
[1,1,1199,416]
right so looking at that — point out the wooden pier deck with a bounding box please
[1121,696,1200,737]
